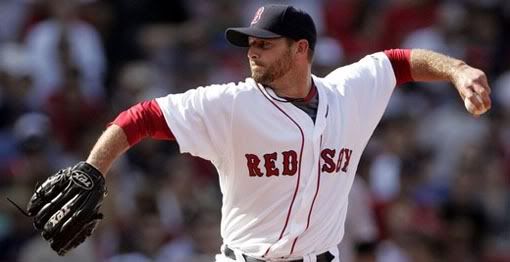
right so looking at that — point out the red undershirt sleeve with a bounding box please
[384,49,414,85]
[109,99,175,146]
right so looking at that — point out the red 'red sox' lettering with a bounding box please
[326,148,352,173]
[320,149,336,173]
[263,152,279,177]
[281,150,298,176]
[245,154,263,177]
[246,148,352,177]
[246,151,297,177]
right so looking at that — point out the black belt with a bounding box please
[224,246,335,262]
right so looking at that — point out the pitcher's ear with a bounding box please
[296,39,310,55]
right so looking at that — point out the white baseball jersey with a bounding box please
[156,52,396,260]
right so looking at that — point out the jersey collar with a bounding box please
[261,80,317,103]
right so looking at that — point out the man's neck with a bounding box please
[270,67,312,99]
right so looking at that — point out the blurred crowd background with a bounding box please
[0,0,508,261]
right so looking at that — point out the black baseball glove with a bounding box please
[10,162,107,256]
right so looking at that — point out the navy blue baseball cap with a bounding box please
[225,4,317,50]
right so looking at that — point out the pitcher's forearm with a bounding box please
[409,49,491,115]
[86,124,130,175]
[410,49,466,82]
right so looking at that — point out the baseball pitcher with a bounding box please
[16,4,491,262]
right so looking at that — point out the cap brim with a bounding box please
[225,27,282,47]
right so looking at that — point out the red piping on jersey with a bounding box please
[384,49,413,85]
[110,99,174,146]
[257,85,305,259]
[289,135,323,256]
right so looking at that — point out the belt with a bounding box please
[224,246,335,262]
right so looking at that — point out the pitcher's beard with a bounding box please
[251,50,293,85]
[252,69,274,85]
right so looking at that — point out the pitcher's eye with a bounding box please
[248,40,273,50]
[261,42,272,49]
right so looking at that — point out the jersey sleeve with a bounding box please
[155,84,235,164]
[325,52,397,139]
[383,49,413,85]
[110,100,175,146]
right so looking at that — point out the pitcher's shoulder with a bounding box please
[206,78,260,95]
[313,75,346,93]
